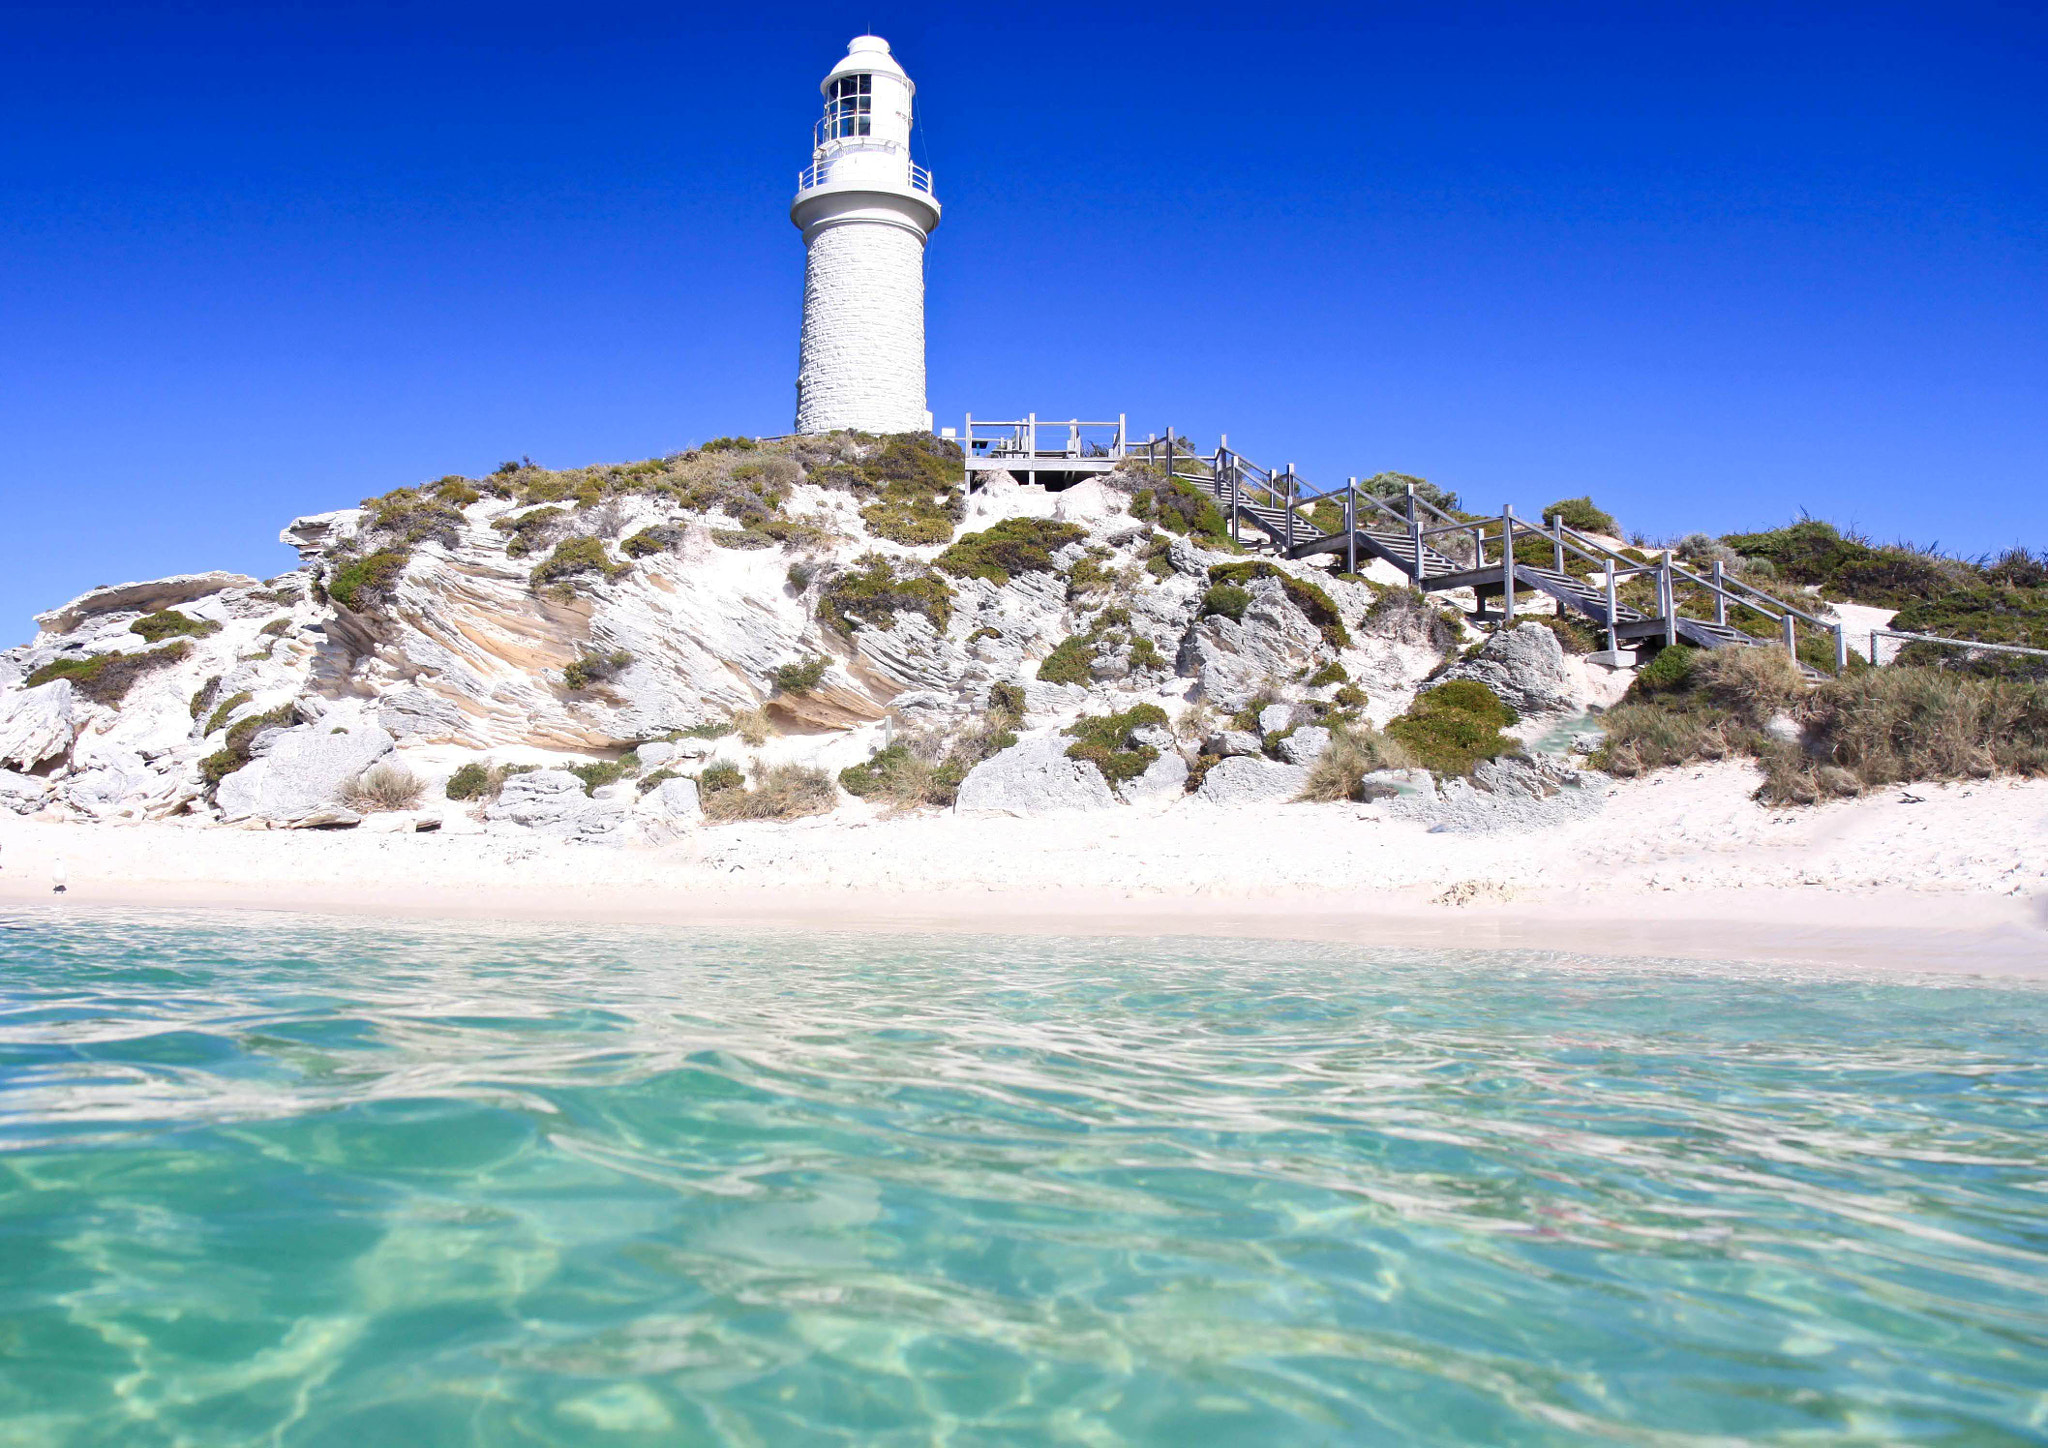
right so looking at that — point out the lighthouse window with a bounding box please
[827,73,872,138]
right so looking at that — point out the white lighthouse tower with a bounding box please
[791,35,940,435]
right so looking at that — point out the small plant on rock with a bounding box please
[772,656,829,695]
[129,610,219,644]
[563,649,634,691]
[1064,703,1170,785]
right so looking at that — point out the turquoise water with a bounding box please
[2,912,2046,1446]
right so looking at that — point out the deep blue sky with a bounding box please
[3,1,2043,640]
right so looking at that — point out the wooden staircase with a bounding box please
[1144,441,1850,673]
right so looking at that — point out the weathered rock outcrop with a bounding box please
[0,681,78,771]
[216,724,395,828]
[1434,622,1577,716]
[1196,756,1310,805]
[953,730,1118,816]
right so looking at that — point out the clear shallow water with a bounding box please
[2,911,2046,1446]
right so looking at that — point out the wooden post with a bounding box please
[1782,611,1797,660]
[1500,506,1517,625]
[1834,622,1848,673]
[1551,514,1565,574]
[1408,483,1424,587]
[1116,413,1126,459]
[1661,557,1676,648]
[1712,559,1727,627]
[1604,564,1620,656]
[1285,464,1295,553]
[1165,424,1174,475]
[1345,478,1357,574]
[1229,459,1239,543]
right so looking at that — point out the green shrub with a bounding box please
[1386,681,1518,775]
[1541,497,1619,535]
[567,759,633,795]
[637,768,681,793]
[1120,467,1241,551]
[1207,563,1352,648]
[1636,644,1699,694]
[1305,661,1349,688]
[669,721,734,741]
[1532,614,1599,655]
[1720,519,1968,606]
[773,656,829,694]
[1359,471,1460,515]
[1128,636,1167,672]
[1064,704,1170,785]
[818,554,954,636]
[1200,583,1250,622]
[204,691,254,735]
[563,648,634,691]
[1036,634,1095,685]
[129,610,218,643]
[190,675,223,719]
[26,643,193,707]
[786,560,818,591]
[259,618,292,638]
[493,506,566,559]
[620,525,684,558]
[326,550,408,611]
[200,705,296,785]
[697,761,745,793]
[530,536,623,589]
[444,762,492,800]
[432,476,482,507]
[701,436,756,453]
[1334,684,1369,708]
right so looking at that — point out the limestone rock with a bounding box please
[1196,756,1310,805]
[1257,703,1293,734]
[1184,578,1326,710]
[1472,754,1562,800]
[1119,747,1188,806]
[1434,622,1576,715]
[1359,768,1436,800]
[0,681,79,771]
[216,724,395,828]
[33,573,257,635]
[0,769,51,815]
[1763,713,1803,746]
[1276,726,1331,766]
[377,687,470,741]
[485,769,635,844]
[953,730,1118,816]
[1207,729,1263,758]
[646,774,702,825]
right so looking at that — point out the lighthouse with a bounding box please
[791,35,940,436]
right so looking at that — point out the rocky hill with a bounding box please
[0,434,1634,839]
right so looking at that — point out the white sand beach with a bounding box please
[5,761,2041,976]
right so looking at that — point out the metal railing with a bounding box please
[1869,629,2048,665]
[796,153,934,196]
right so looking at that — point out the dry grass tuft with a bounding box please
[1298,725,1414,802]
[700,764,837,822]
[1596,646,2048,803]
[732,706,772,746]
[342,762,425,813]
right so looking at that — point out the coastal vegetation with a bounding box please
[341,762,425,813]
[1386,681,1519,776]
[819,554,954,636]
[1064,704,1170,785]
[26,643,194,706]
[700,763,837,822]
[936,518,1085,586]
[129,610,219,644]
[1595,647,2048,803]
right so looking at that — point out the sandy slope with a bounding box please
[1,762,2041,975]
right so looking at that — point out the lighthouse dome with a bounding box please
[823,35,910,92]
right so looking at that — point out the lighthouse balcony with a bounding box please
[797,151,933,197]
